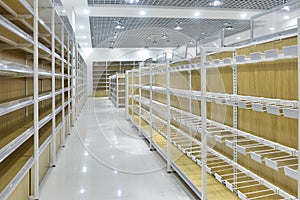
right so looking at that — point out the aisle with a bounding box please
[39,98,197,200]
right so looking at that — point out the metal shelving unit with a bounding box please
[109,73,126,108]
[93,61,141,97]
[126,19,300,200]
[0,0,87,199]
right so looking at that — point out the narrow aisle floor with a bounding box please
[40,98,197,200]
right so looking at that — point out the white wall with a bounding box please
[81,48,174,96]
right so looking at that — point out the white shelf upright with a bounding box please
[50,5,56,167]
[166,61,172,173]
[297,17,300,200]
[67,36,71,134]
[150,64,153,150]
[33,0,39,198]
[200,47,207,200]
[61,26,65,146]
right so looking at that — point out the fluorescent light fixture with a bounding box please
[161,34,168,39]
[194,12,200,17]
[209,0,223,7]
[115,24,124,29]
[79,26,84,29]
[270,27,275,31]
[174,24,182,30]
[241,13,247,18]
[283,6,290,11]
[140,10,146,15]
[284,15,290,20]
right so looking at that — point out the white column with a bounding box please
[33,0,39,198]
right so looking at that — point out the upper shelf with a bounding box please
[0,60,69,79]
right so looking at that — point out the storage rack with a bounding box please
[0,0,87,199]
[126,20,300,200]
[93,61,140,97]
[109,73,126,108]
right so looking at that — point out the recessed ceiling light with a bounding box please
[80,189,85,194]
[79,26,84,29]
[82,166,87,173]
[83,9,89,15]
[284,15,290,20]
[140,10,146,15]
[194,12,200,17]
[241,13,247,18]
[237,37,241,40]
[270,27,275,31]
[209,0,223,7]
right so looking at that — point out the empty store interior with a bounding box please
[0,0,300,200]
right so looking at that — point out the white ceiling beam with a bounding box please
[89,6,261,19]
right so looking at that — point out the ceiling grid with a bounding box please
[90,17,250,48]
[87,0,292,10]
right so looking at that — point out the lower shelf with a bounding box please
[131,115,239,200]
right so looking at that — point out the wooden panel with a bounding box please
[39,145,50,184]
[207,66,233,94]
[7,173,30,200]
[238,59,297,99]
[237,36,297,56]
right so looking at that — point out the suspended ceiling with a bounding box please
[60,0,294,49]
[90,17,250,48]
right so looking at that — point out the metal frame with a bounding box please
[33,0,39,198]
[126,27,300,199]
[297,17,300,200]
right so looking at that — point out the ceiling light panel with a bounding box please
[87,0,293,10]
[90,17,250,48]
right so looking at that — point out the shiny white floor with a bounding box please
[40,98,197,200]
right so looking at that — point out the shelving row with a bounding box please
[93,60,141,97]
[0,0,87,199]
[126,25,300,200]
[109,74,126,108]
